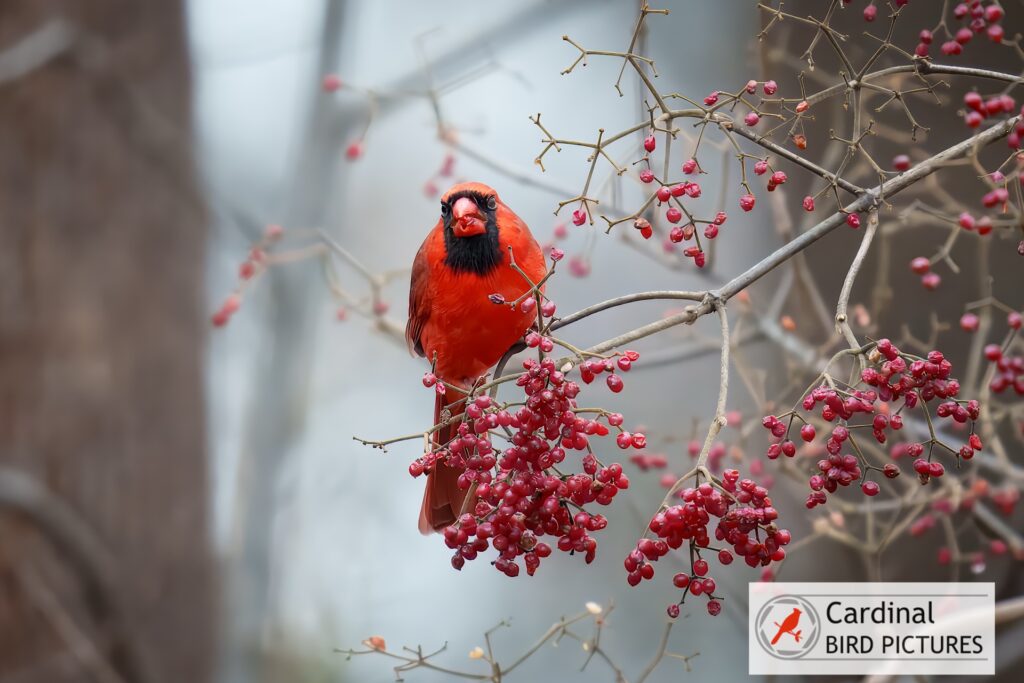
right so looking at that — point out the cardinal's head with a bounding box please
[439,182,505,274]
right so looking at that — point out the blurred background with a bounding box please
[1,1,1020,682]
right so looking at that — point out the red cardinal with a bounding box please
[770,608,803,645]
[406,182,546,534]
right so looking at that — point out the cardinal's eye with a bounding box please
[440,202,450,217]
[486,196,497,211]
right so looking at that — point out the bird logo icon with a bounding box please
[755,595,820,659]
[770,607,803,645]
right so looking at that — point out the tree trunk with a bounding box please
[0,2,213,682]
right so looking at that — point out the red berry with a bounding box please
[892,154,911,171]
[802,196,815,212]
[846,213,861,229]
[322,73,343,92]
[862,481,880,496]
[960,313,980,331]
[910,257,931,274]
[345,140,364,160]
[740,194,756,212]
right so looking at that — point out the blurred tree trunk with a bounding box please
[0,2,213,683]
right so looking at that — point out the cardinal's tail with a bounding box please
[418,384,472,534]
[770,628,785,646]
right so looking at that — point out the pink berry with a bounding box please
[921,272,941,290]
[345,141,364,160]
[322,73,343,92]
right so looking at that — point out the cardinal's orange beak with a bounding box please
[452,196,487,237]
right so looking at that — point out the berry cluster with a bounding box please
[625,470,791,617]
[962,88,1021,140]
[986,343,1024,395]
[412,351,644,578]
[633,145,734,269]
[211,224,284,327]
[762,339,981,508]
[877,0,1008,55]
